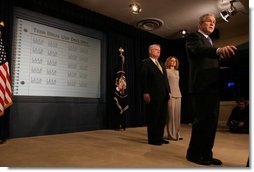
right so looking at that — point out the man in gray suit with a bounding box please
[141,44,170,146]
[186,14,237,165]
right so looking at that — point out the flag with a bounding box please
[113,48,128,129]
[0,37,13,116]
[114,70,128,114]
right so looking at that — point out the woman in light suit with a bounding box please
[164,56,182,141]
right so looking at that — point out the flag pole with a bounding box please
[119,47,124,72]
[114,47,128,130]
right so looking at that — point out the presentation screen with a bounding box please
[11,9,105,99]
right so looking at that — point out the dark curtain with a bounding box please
[12,0,203,132]
[106,32,172,128]
[0,0,14,141]
[106,32,135,129]
[13,0,176,129]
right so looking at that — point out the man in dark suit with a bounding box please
[141,44,170,146]
[185,14,237,165]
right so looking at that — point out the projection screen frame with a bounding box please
[11,7,107,103]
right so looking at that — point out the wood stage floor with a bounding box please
[0,124,250,168]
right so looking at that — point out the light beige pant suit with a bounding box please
[165,69,182,140]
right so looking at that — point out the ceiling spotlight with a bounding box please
[220,10,230,22]
[129,3,142,14]
[180,29,188,37]
[220,0,237,22]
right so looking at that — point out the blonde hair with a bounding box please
[165,56,179,69]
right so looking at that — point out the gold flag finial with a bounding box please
[0,21,4,27]
[119,47,124,56]
[119,47,125,71]
[119,47,125,61]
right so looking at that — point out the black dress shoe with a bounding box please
[161,139,169,144]
[210,158,222,165]
[187,157,210,165]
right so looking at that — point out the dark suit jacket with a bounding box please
[186,31,220,94]
[141,58,170,102]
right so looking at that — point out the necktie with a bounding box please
[155,60,163,74]
[207,36,213,46]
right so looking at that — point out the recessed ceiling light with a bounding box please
[180,29,188,37]
[129,3,142,14]
[137,18,164,31]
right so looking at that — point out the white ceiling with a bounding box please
[65,0,249,39]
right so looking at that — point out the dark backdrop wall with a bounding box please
[1,0,182,138]
[0,0,248,138]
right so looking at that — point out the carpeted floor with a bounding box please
[0,124,249,168]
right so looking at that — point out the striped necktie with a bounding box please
[155,60,163,74]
